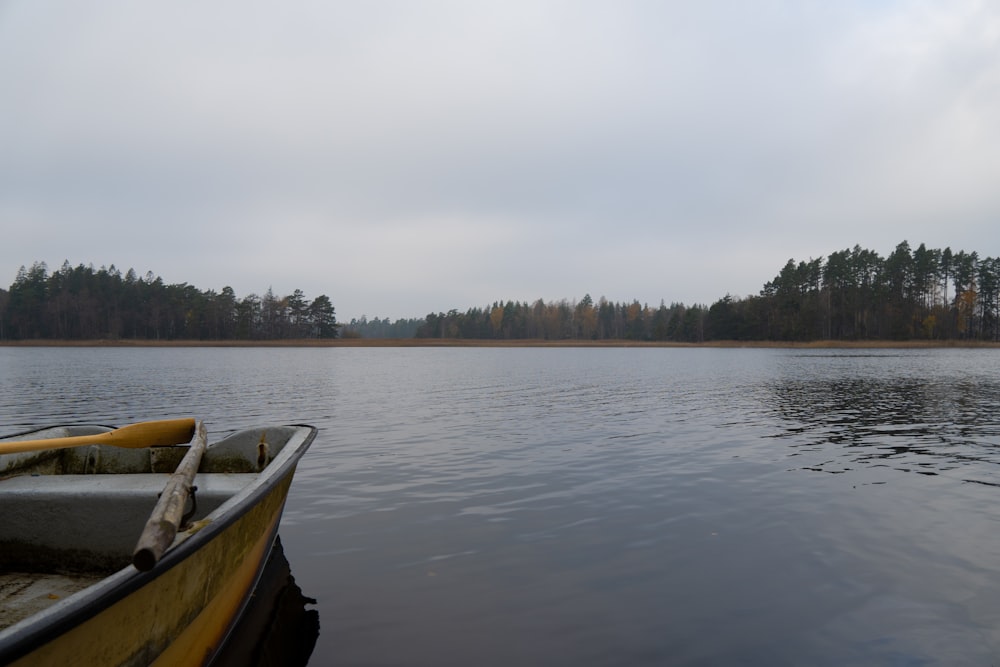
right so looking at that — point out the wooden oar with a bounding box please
[132,420,208,572]
[0,418,196,455]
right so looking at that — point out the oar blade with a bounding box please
[106,418,196,448]
[0,418,197,455]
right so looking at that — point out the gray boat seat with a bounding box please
[0,473,254,571]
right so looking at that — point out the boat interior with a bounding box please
[0,425,300,631]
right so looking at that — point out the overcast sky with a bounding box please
[2,2,998,321]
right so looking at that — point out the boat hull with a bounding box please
[0,425,315,667]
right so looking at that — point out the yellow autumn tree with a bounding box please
[576,294,597,339]
[490,305,504,337]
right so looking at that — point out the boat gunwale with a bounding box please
[0,423,317,664]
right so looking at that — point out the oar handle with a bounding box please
[132,421,208,571]
[0,419,196,455]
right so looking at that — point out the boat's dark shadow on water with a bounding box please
[213,535,319,667]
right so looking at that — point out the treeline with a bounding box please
[0,261,339,340]
[712,241,999,341]
[342,315,424,339]
[4,241,995,344]
[415,241,1000,343]
[416,296,708,342]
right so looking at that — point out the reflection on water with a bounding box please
[4,347,1000,664]
[214,536,319,667]
[767,354,1000,484]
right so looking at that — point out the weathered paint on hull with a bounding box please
[9,473,294,667]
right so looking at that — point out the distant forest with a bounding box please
[0,261,339,340]
[2,241,997,343]
[720,241,999,342]
[342,315,423,339]
[416,241,1000,343]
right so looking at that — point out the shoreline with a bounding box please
[1,338,999,349]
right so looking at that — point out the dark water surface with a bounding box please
[2,347,1000,665]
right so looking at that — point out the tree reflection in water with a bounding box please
[767,365,1000,481]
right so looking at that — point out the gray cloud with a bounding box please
[2,1,999,320]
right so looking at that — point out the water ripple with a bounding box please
[4,347,1000,665]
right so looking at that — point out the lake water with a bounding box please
[2,346,1000,665]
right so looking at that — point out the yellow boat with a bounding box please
[0,419,315,666]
